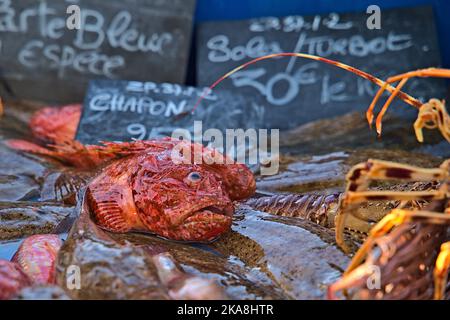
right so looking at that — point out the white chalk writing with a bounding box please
[0,0,176,79]
[249,13,353,32]
[89,93,188,117]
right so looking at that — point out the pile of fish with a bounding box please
[0,100,448,300]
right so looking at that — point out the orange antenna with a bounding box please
[191,52,421,113]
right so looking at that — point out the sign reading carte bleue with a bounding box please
[0,0,196,104]
[196,6,446,130]
[75,79,266,145]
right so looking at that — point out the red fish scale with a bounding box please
[12,234,62,285]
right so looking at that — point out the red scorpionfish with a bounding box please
[29,104,81,143]
[84,139,256,241]
[6,106,256,242]
[0,234,62,299]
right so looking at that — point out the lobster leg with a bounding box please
[327,263,373,299]
[331,208,450,299]
[336,159,448,252]
[414,99,450,142]
[434,242,450,300]
[345,208,450,274]
[366,68,450,137]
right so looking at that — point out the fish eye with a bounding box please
[187,172,202,182]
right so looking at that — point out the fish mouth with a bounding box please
[194,203,234,218]
[163,198,235,229]
[178,201,234,242]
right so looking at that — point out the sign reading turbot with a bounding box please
[196,6,446,130]
[0,0,196,104]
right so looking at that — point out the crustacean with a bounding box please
[7,54,438,162]
[245,193,375,240]
[365,68,450,142]
[0,234,62,300]
[329,159,450,300]
[191,53,449,143]
[245,193,341,228]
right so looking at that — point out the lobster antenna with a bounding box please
[191,52,421,113]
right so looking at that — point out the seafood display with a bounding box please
[1,64,449,300]
[0,7,449,302]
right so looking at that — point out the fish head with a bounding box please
[132,151,234,242]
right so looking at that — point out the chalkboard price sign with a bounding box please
[0,0,196,104]
[76,79,266,145]
[196,6,447,130]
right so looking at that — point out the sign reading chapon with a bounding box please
[0,0,196,104]
[76,79,266,145]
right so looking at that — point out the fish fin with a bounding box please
[87,186,134,233]
[6,138,100,168]
[5,139,56,156]
[53,215,77,234]
[53,170,88,203]
[98,139,171,156]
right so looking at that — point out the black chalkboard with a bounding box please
[75,79,266,145]
[0,0,196,104]
[196,6,447,130]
